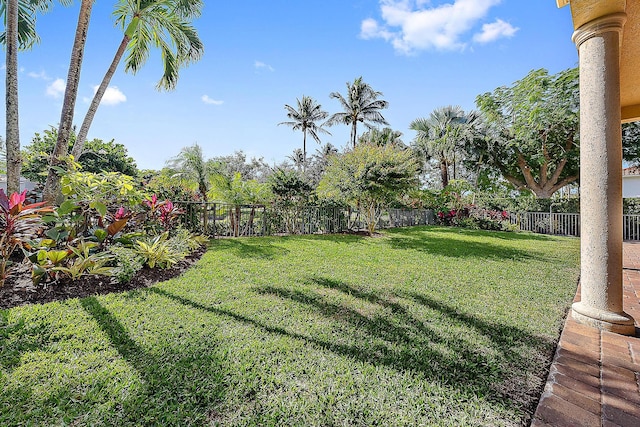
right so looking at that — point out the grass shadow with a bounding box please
[79,296,226,425]
[253,276,557,421]
[209,238,289,259]
[383,227,547,260]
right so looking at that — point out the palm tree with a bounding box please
[2,0,64,194]
[71,0,204,159]
[287,148,305,172]
[167,143,210,201]
[410,106,475,188]
[325,77,389,148]
[167,143,211,232]
[44,0,204,201]
[278,95,330,171]
[43,0,93,203]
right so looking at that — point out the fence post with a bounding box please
[212,203,216,238]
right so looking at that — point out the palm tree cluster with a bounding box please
[1,0,204,201]
[279,77,390,172]
[410,106,478,188]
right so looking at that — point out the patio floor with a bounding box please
[531,242,640,426]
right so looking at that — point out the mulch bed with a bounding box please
[0,247,206,310]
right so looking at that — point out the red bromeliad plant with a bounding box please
[0,190,53,285]
[142,195,184,233]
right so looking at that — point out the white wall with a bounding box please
[623,175,640,198]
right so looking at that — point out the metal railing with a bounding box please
[510,212,581,237]
[176,202,436,237]
[176,202,640,241]
[510,212,640,240]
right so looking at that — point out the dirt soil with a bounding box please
[0,247,206,310]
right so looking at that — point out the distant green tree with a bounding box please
[268,168,313,234]
[306,143,339,187]
[358,127,404,148]
[410,106,477,189]
[470,68,580,198]
[268,168,312,205]
[317,144,418,234]
[166,144,212,202]
[144,168,198,202]
[622,121,640,166]
[208,150,271,182]
[22,127,138,183]
[278,95,331,171]
[325,77,389,148]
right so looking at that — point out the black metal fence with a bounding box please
[177,202,640,241]
[177,202,436,237]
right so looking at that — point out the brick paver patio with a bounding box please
[531,242,640,426]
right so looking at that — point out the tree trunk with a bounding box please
[440,159,449,188]
[302,129,307,172]
[351,121,358,148]
[43,0,95,203]
[5,0,20,194]
[234,206,241,237]
[72,35,130,159]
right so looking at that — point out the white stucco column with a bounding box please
[571,12,635,335]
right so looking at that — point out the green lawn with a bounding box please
[0,226,580,426]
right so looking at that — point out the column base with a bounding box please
[572,302,636,336]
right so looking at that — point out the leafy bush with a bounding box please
[110,245,145,284]
[133,233,181,269]
[30,241,114,284]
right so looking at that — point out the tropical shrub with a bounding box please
[110,245,145,284]
[0,190,52,285]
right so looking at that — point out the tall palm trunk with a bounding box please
[351,121,357,148]
[43,0,94,203]
[72,34,130,159]
[5,0,20,194]
[440,159,449,188]
[302,129,307,172]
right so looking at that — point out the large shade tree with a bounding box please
[278,95,330,171]
[470,67,580,198]
[410,106,477,189]
[325,77,389,148]
[44,0,204,201]
[622,121,640,166]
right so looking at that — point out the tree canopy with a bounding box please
[469,67,580,198]
[325,77,389,148]
[21,127,138,183]
[410,106,477,189]
[317,144,418,234]
[279,95,330,171]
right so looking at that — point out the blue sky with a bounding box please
[3,0,577,170]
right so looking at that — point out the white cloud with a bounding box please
[361,0,510,54]
[254,60,274,72]
[28,70,50,80]
[91,85,127,106]
[473,18,518,43]
[46,78,66,98]
[201,95,224,105]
